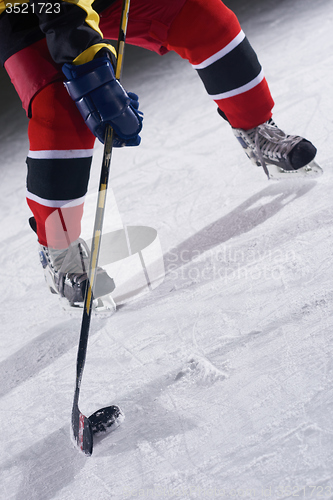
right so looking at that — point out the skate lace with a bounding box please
[254,121,303,168]
[60,240,91,284]
[44,239,91,285]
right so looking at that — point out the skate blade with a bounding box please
[266,160,323,180]
[59,294,117,315]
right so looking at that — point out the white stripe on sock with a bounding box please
[210,69,265,100]
[191,30,245,70]
[26,191,86,208]
[27,149,94,159]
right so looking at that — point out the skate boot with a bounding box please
[232,118,322,179]
[39,238,115,307]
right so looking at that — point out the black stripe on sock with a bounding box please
[26,156,92,201]
[196,37,262,96]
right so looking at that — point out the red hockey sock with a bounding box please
[27,81,96,249]
[166,0,274,129]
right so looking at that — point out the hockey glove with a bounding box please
[62,55,143,146]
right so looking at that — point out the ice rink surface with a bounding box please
[1,0,333,498]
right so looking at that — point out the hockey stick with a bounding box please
[71,0,131,456]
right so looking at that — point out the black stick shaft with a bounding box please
[76,0,131,382]
[72,0,131,454]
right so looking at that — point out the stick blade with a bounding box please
[89,405,125,436]
[72,404,94,456]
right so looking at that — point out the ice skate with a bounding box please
[39,238,116,311]
[233,119,322,179]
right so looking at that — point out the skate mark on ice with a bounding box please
[2,427,86,500]
[174,315,229,385]
[164,181,315,278]
[0,318,107,398]
[174,354,229,386]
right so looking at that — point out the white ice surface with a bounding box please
[1,0,333,498]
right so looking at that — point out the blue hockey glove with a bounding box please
[62,55,143,146]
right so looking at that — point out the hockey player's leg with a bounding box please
[165,0,318,178]
[27,81,93,249]
[27,81,115,305]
